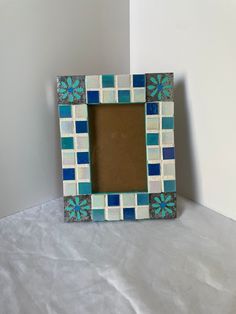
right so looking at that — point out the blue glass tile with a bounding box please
[148,164,160,176]
[137,193,149,205]
[123,208,135,220]
[146,102,158,115]
[163,147,175,160]
[59,105,72,118]
[77,152,89,164]
[87,91,99,104]
[102,75,115,88]
[61,137,74,149]
[92,209,105,222]
[146,133,159,145]
[63,168,75,180]
[79,182,91,194]
[118,90,131,103]
[76,121,88,133]
[162,117,174,129]
[164,180,176,192]
[108,194,120,206]
[133,74,145,87]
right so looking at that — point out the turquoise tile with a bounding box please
[146,133,159,145]
[79,182,91,194]
[102,75,115,88]
[92,209,105,222]
[162,117,174,129]
[137,193,149,205]
[59,105,72,118]
[164,180,176,192]
[61,137,74,149]
[118,90,130,103]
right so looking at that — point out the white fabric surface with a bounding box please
[0,196,236,314]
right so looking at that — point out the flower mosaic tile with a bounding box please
[57,73,176,222]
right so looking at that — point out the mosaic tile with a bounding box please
[62,151,75,165]
[87,91,100,104]
[77,152,89,164]
[146,133,159,145]
[92,209,105,222]
[123,208,135,220]
[161,101,174,116]
[136,206,150,219]
[162,117,174,129]
[74,104,88,119]
[63,168,75,180]
[63,182,77,196]
[146,102,159,115]
[163,147,175,160]
[57,76,86,104]
[148,180,162,193]
[133,74,145,87]
[61,137,74,150]
[102,75,115,88]
[59,105,72,118]
[118,90,131,103]
[106,207,121,221]
[133,88,145,102]
[75,121,88,133]
[146,73,173,102]
[64,195,91,222]
[78,182,91,194]
[117,74,131,88]
[149,192,176,219]
[86,75,100,89]
[164,180,176,192]
[58,72,176,222]
[102,90,116,103]
[122,193,135,207]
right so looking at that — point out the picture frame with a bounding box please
[57,73,176,222]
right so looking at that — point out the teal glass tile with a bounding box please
[92,209,105,222]
[162,117,174,129]
[118,90,130,103]
[146,133,159,145]
[61,137,74,149]
[164,180,176,192]
[59,105,72,118]
[78,182,91,194]
[102,75,115,88]
[137,193,149,205]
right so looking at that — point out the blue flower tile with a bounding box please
[75,121,88,133]
[57,76,86,104]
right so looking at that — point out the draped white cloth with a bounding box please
[1,196,236,314]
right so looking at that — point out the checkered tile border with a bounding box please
[57,73,176,222]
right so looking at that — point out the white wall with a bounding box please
[130,0,236,220]
[0,0,129,218]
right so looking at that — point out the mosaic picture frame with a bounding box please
[57,73,176,222]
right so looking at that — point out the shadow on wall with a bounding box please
[175,79,199,206]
